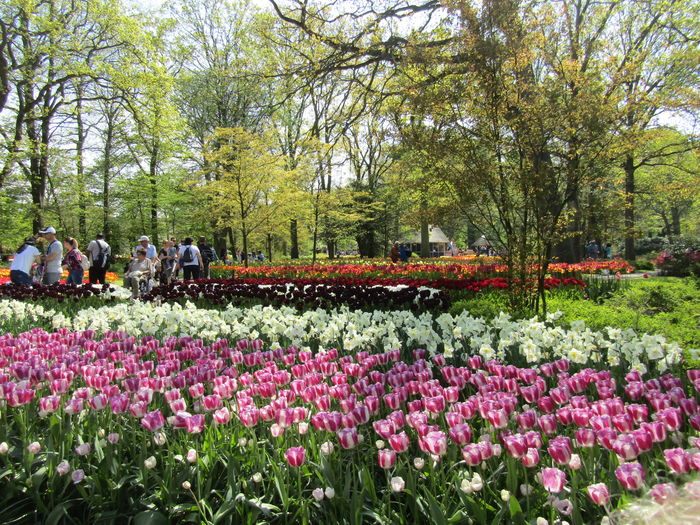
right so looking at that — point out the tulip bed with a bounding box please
[209,260,634,281]
[0,282,120,303]
[0,268,120,285]
[0,325,697,524]
[141,279,449,311]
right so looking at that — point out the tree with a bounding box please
[0,0,139,230]
[201,127,298,266]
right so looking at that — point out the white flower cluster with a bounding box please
[0,298,685,371]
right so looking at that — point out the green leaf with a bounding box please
[133,510,169,525]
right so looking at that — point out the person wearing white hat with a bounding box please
[133,235,157,261]
[38,227,62,284]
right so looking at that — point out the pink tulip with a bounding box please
[516,409,537,429]
[615,462,645,490]
[39,395,61,414]
[373,419,396,439]
[548,437,572,465]
[521,448,539,468]
[651,483,677,504]
[213,407,231,425]
[75,443,91,456]
[140,410,165,432]
[388,432,410,453]
[656,408,682,432]
[285,446,306,467]
[503,434,528,459]
[587,483,610,505]
[337,427,359,449]
[27,441,41,454]
[239,409,260,427]
[448,423,472,446]
[612,435,640,461]
[202,394,222,411]
[641,421,667,443]
[461,443,482,466]
[378,449,397,469]
[185,414,205,434]
[71,469,85,484]
[540,467,566,493]
[486,408,509,429]
[423,431,447,456]
[664,448,691,474]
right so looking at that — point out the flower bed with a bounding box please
[0,282,120,302]
[0,268,119,284]
[0,327,696,523]
[209,260,633,281]
[0,300,684,372]
[142,279,449,311]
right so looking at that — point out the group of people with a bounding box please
[585,240,613,259]
[9,228,112,286]
[390,243,413,263]
[123,235,218,299]
[8,228,221,300]
[235,249,266,263]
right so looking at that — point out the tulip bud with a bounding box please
[71,469,85,484]
[144,456,157,469]
[312,488,325,502]
[57,460,71,475]
[390,476,405,493]
[182,481,191,490]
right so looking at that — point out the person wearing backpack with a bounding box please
[86,233,112,284]
[176,237,203,281]
[62,237,85,285]
[38,227,63,285]
[197,236,216,279]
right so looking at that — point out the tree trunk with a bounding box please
[290,219,299,258]
[149,143,159,245]
[76,87,87,240]
[103,110,114,241]
[671,207,682,236]
[267,232,272,262]
[420,198,430,258]
[624,153,636,260]
[241,224,249,268]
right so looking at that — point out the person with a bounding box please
[86,233,111,284]
[133,235,158,261]
[38,227,63,285]
[390,242,399,263]
[197,236,216,279]
[171,237,181,278]
[605,243,612,259]
[9,236,41,284]
[158,239,176,285]
[124,248,155,299]
[257,250,265,262]
[176,237,203,280]
[399,244,408,263]
[62,237,84,285]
